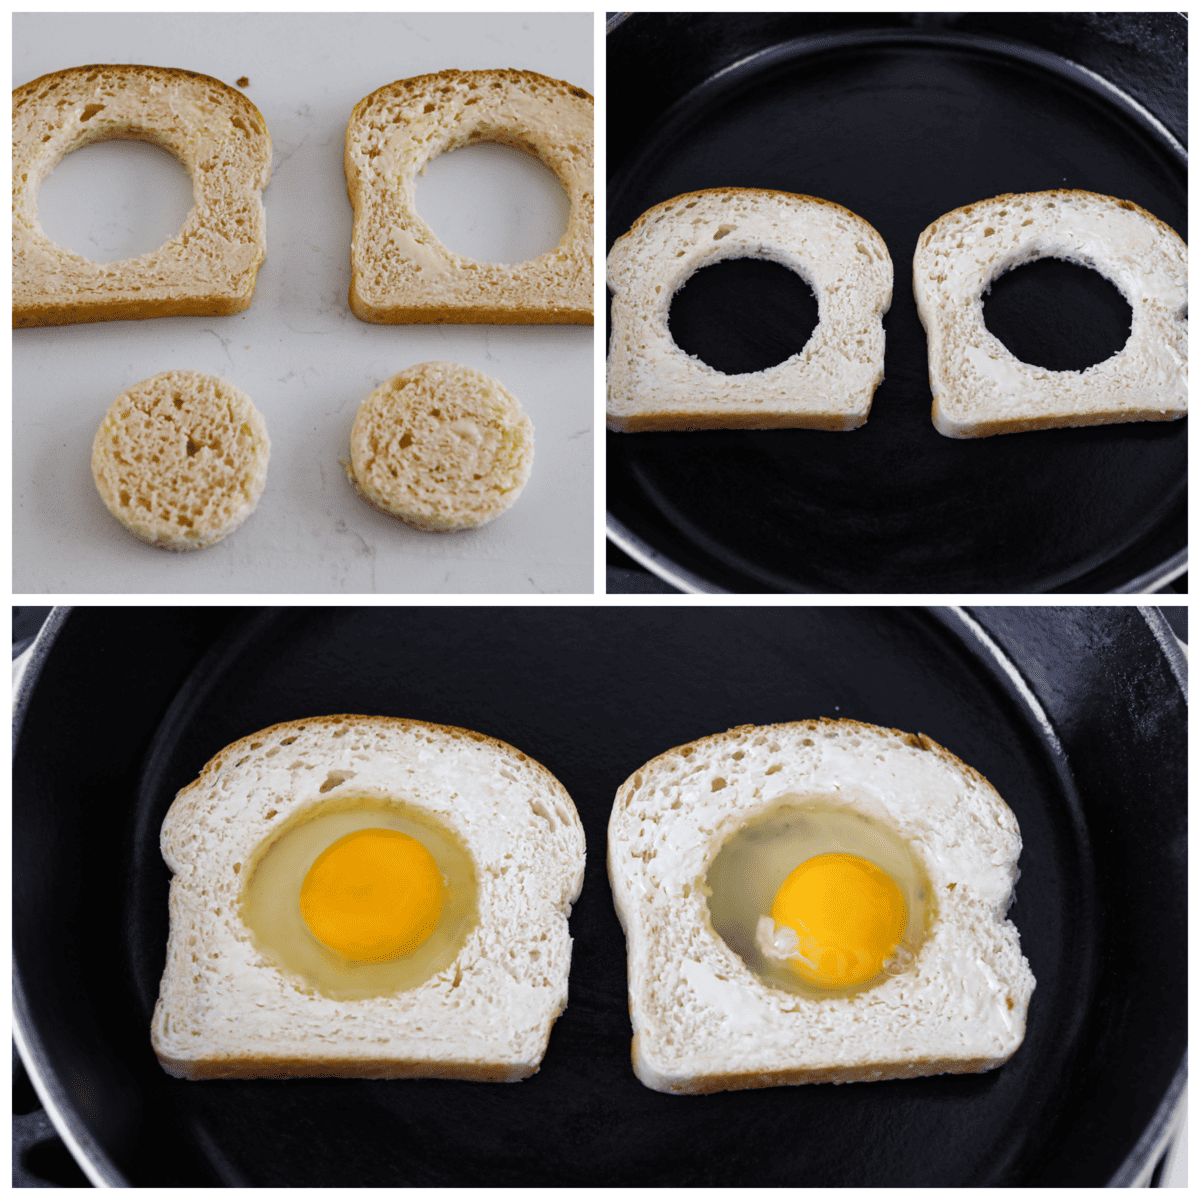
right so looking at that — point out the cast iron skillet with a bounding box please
[606,13,1188,593]
[13,607,1186,1185]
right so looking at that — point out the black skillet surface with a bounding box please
[12,606,1187,1185]
[606,13,1188,593]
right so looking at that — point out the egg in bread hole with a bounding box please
[152,715,585,1082]
[240,794,479,1001]
[705,802,934,998]
[608,718,1035,1094]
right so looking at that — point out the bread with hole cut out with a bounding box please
[344,68,593,325]
[608,718,1035,1094]
[606,189,893,432]
[150,714,586,1080]
[913,190,1187,437]
[91,370,269,551]
[13,64,271,328]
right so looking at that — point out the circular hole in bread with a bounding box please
[705,800,933,998]
[35,137,194,264]
[240,796,479,1001]
[415,139,569,266]
[983,256,1133,371]
[667,256,820,375]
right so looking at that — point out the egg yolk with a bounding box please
[300,829,443,962]
[770,853,907,988]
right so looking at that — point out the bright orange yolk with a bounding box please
[300,829,443,962]
[770,852,907,988]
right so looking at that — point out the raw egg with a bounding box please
[240,796,477,1000]
[704,801,931,998]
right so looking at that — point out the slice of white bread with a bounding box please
[344,68,593,325]
[347,361,534,531]
[151,715,585,1081]
[913,190,1188,438]
[606,189,893,432]
[13,64,271,328]
[91,370,270,551]
[608,718,1035,1094]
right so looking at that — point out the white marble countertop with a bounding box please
[13,12,595,595]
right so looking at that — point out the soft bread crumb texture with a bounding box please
[606,188,893,432]
[151,715,584,1081]
[91,369,269,551]
[13,64,271,328]
[348,361,534,531]
[608,718,1036,1095]
[344,68,593,325]
[913,190,1188,437]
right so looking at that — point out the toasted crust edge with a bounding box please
[913,188,1186,256]
[607,410,867,433]
[12,62,270,130]
[14,292,253,329]
[612,717,996,800]
[351,303,593,326]
[633,1038,1009,1094]
[176,714,572,809]
[611,186,885,246]
[159,1053,538,1083]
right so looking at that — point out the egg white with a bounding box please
[703,798,933,999]
[239,795,478,1001]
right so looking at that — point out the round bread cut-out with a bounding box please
[13,64,271,328]
[349,362,534,532]
[344,68,593,325]
[913,190,1188,438]
[606,188,893,432]
[91,370,270,551]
